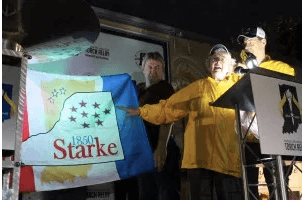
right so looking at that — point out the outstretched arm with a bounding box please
[120,80,200,125]
[119,106,140,117]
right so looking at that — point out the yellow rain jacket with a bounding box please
[139,74,242,178]
[244,55,295,142]
[260,55,295,76]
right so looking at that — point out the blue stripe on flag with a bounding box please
[102,74,154,179]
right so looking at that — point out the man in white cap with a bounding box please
[237,26,295,75]
[120,44,244,199]
[237,26,295,200]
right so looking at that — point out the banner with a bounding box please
[250,74,302,156]
[20,70,154,192]
[2,83,15,122]
[28,31,166,84]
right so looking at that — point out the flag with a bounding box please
[20,69,154,192]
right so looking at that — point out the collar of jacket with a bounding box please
[261,54,271,63]
[207,74,233,83]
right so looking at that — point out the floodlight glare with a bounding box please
[245,52,258,69]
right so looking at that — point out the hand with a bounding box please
[236,62,247,69]
[118,106,140,117]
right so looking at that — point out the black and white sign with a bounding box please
[251,74,302,156]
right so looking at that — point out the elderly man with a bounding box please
[114,52,181,200]
[137,52,181,200]
[237,26,295,200]
[121,44,244,199]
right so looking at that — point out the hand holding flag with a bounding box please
[118,106,140,117]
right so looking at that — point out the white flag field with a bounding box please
[20,69,154,192]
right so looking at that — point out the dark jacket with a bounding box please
[138,80,174,152]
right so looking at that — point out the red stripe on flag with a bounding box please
[19,166,35,192]
[20,95,36,192]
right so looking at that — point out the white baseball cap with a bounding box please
[237,27,266,44]
[209,44,230,56]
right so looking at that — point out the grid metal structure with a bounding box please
[236,111,302,200]
[2,48,28,200]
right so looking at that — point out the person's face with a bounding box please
[285,89,292,99]
[143,59,163,84]
[209,52,231,82]
[244,37,266,59]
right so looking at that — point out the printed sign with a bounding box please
[27,31,166,84]
[250,74,302,156]
[2,84,15,122]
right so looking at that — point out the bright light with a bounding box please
[25,35,93,64]
[245,53,258,69]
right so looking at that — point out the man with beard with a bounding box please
[138,52,181,200]
[115,52,181,199]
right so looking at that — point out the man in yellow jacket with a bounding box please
[121,44,244,199]
[237,26,295,200]
[237,26,295,76]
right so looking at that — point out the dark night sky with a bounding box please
[9,0,300,65]
[86,0,302,42]
[85,0,302,65]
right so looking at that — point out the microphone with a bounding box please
[234,66,250,74]
[240,50,258,69]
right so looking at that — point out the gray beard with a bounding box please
[147,74,162,86]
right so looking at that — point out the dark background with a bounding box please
[87,0,302,66]
[3,0,302,67]
[86,0,300,40]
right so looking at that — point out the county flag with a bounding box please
[20,69,154,192]
[22,91,124,165]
